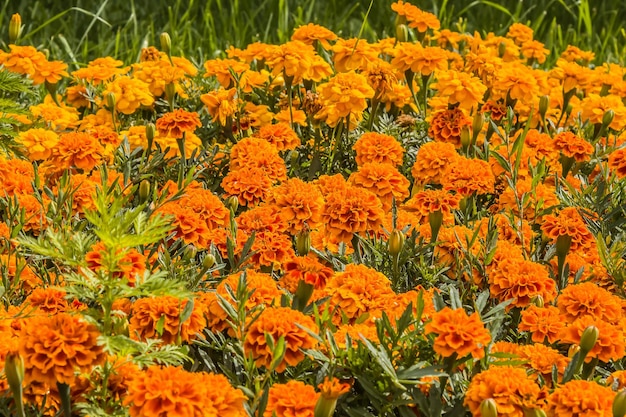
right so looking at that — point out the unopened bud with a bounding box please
[388,229,405,258]
[203,253,216,269]
[613,389,626,417]
[479,398,498,417]
[9,13,22,44]
[106,92,116,111]
[165,82,176,103]
[296,229,311,256]
[498,42,506,58]
[531,295,544,308]
[160,32,171,55]
[145,122,155,152]
[460,125,471,148]
[396,24,409,43]
[580,325,599,354]
[603,109,615,128]
[138,179,151,203]
[225,195,239,213]
[290,150,299,166]
[539,95,550,119]
[4,353,24,390]
[472,112,484,138]
[568,344,580,358]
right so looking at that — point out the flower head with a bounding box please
[425,307,491,359]
[264,380,319,417]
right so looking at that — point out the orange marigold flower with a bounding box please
[546,380,614,417]
[32,59,68,85]
[487,257,557,309]
[354,132,404,167]
[333,321,380,348]
[72,56,129,84]
[249,230,295,270]
[322,185,384,243]
[155,203,210,248]
[541,207,594,251]
[430,70,487,110]
[236,204,287,234]
[553,131,594,162]
[280,255,334,292]
[319,377,351,400]
[331,38,378,73]
[17,128,59,161]
[0,45,47,78]
[269,178,325,234]
[229,137,287,183]
[29,100,80,131]
[314,70,375,128]
[203,58,249,88]
[521,40,550,64]
[560,45,595,63]
[442,156,495,196]
[244,306,318,372]
[411,141,460,186]
[291,23,337,49]
[125,366,247,417]
[201,88,239,126]
[391,43,447,76]
[579,93,626,130]
[222,167,274,207]
[464,366,547,417]
[391,1,440,32]
[403,189,460,219]
[348,162,410,210]
[178,188,231,231]
[129,296,206,345]
[557,281,622,324]
[520,343,569,382]
[52,132,104,172]
[23,287,72,314]
[519,305,565,344]
[607,370,626,390]
[608,147,626,179]
[155,109,201,139]
[506,22,534,45]
[265,40,317,82]
[103,76,154,114]
[264,380,319,417]
[321,264,395,325]
[492,63,538,103]
[560,315,625,363]
[254,122,301,151]
[362,59,399,100]
[19,312,105,386]
[427,107,471,148]
[424,307,491,359]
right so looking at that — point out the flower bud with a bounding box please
[4,352,24,390]
[472,112,484,139]
[203,253,216,269]
[160,32,171,55]
[388,229,405,258]
[106,92,116,111]
[539,95,550,119]
[165,82,176,105]
[296,229,311,256]
[498,42,506,58]
[479,398,498,417]
[183,245,197,261]
[396,24,409,43]
[9,13,22,44]
[580,325,599,354]
[290,150,299,167]
[460,126,471,148]
[613,389,626,417]
[225,195,239,213]
[530,295,544,308]
[138,179,151,203]
[603,109,615,128]
[568,344,580,358]
[428,210,444,244]
[555,234,572,260]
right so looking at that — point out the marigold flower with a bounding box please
[560,315,625,363]
[348,162,410,210]
[322,185,384,243]
[0,45,47,78]
[125,365,247,417]
[17,128,59,161]
[579,93,626,130]
[492,63,538,103]
[557,281,622,324]
[269,178,325,234]
[236,204,287,234]
[103,76,154,114]
[18,313,104,386]
[155,203,211,248]
[425,307,491,359]
[72,57,129,84]
[333,321,380,349]
[32,59,68,85]
[280,255,334,292]
[427,108,471,148]
[244,306,318,372]
[201,88,239,126]
[254,122,301,151]
[411,141,460,186]
[521,40,550,64]
[431,70,487,110]
[314,70,375,128]
[354,132,404,167]
[86,241,146,285]
[607,370,626,390]
[506,22,534,45]
[229,137,287,183]
[391,1,440,32]
[321,264,395,325]
[609,147,626,179]
[541,207,594,251]
[487,257,556,309]
[129,296,206,345]
[23,287,73,315]
[222,167,274,207]
[518,305,565,344]
[263,380,319,417]
[249,230,295,270]
[403,189,460,219]
[560,45,595,63]
[291,23,337,49]
[442,156,495,196]
[265,40,317,82]
[155,109,201,139]
[203,58,249,88]
[464,366,547,417]
[553,131,594,163]
[331,38,378,73]
[29,100,80,130]
[546,380,614,417]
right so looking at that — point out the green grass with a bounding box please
[2,0,626,65]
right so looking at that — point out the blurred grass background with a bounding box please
[2,0,625,65]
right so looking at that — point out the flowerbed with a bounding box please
[2,2,626,416]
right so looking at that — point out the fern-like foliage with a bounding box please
[0,67,33,156]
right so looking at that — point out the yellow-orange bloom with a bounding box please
[427,108,471,148]
[424,307,491,359]
[51,131,104,172]
[155,109,202,139]
[314,71,375,128]
[541,207,594,251]
[254,122,301,151]
[291,23,337,49]
[609,147,626,179]
[103,76,154,114]
[244,306,318,372]
[546,380,614,417]
[322,185,384,243]
[391,1,440,32]
[557,281,622,324]
[518,305,565,344]
[411,141,460,186]
[560,315,625,363]
[354,132,405,167]
[269,177,325,234]
[264,380,319,417]
[17,128,59,161]
[487,257,556,309]
[348,162,410,210]
[431,70,487,110]
[201,88,239,126]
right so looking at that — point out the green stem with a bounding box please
[57,382,72,417]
